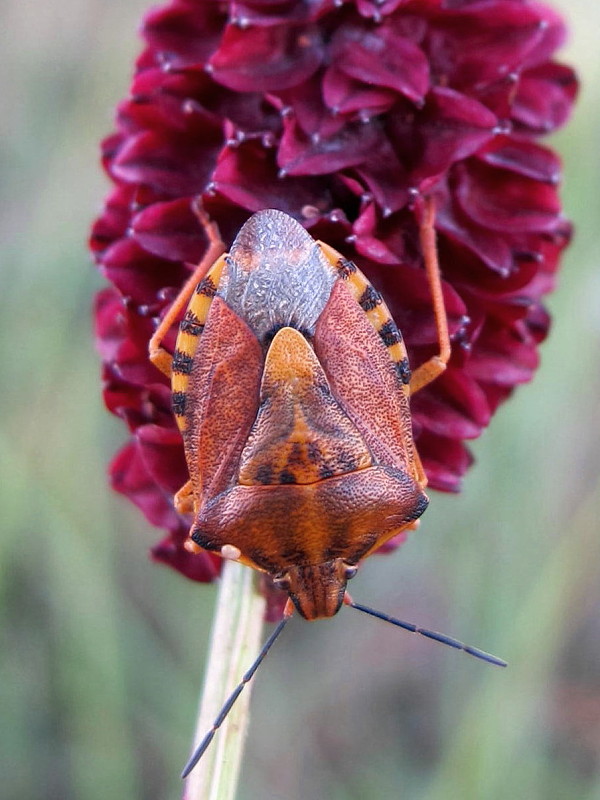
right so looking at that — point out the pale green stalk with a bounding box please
[183,559,266,800]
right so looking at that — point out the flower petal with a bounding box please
[110,438,180,529]
[142,1,227,69]
[388,87,497,184]
[212,139,334,214]
[101,239,189,305]
[455,161,562,233]
[331,20,429,104]
[209,22,324,91]
[112,127,223,196]
[278,116,384,175]
[131,198,210,263]
[512,63,578,133]
[476,136,561,184]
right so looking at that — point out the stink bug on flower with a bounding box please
[149,200,506,776]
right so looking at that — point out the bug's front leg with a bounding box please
[409,197,452,396]
[148,202,226,377]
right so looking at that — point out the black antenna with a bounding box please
[348,601,507,667]
[181,615,291,779]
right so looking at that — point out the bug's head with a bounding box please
[273,559,357,620]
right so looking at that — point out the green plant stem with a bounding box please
[183,559,266,800]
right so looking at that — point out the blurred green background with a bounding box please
[1,1,599,798]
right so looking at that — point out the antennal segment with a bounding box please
[181,615,291,779]
[348,601,507,668]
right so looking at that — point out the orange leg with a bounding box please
[148,203,226,377]
[174,479,194,514]
[283,597,296,618]
[409,197,452,396]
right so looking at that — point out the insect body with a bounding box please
[151,206,445,620]
[149,203,505,776]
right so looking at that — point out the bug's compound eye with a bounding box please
[343,564,358,580]
[272,573,291,592]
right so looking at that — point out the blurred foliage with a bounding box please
[1,1,599,799]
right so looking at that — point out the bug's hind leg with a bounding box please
[409,197,452,396]
[149,202,226,378]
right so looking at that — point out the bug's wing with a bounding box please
[192,318,427,571]
[183,296,264,504]
[317,242,412,396]
[314,279,420,484]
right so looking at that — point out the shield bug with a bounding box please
[149,201,506,776]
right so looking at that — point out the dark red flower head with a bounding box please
[91,0,577,594]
